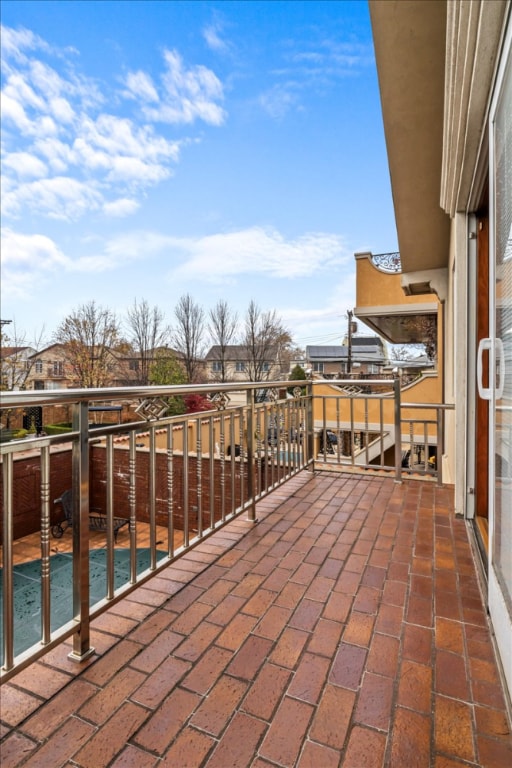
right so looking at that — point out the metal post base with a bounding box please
[68,646,95,664]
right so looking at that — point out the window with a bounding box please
[313,362,324,373]
[262,362,270,372]
[211,361,222,372]
[235,361,246,372]
[35,359,43,374]
[129,360,139,371]
[52,361,64,376]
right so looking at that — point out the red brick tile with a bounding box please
[197,577,237,606]
[160,726,215,767]
[130,629,183,672]
[9,662,72,700]
[435,617,464,654]
[242,663,292,720]
[375,602,403,636]
[19,679,95,739]
[307,618,343,657]
[109,745,158,767]
[407,594,433,627]
[289,598,323,631]
[254,604,293,640]
[287,652,330,704]
[132,656,191,708]
[397,659,432,714]
[259,697,314,766]
[215,612,258,651]
[472,678,508,710]
[329,643,367,690]
[21,715,95,767]
[170,600,213,634]
[403,623,433,665]
[297,740,340,767]
[134,687,201,754]
[352,585,380,613]
[270,627,309,669]
[366,632,399,677]
[207,712,267,768]
[474,705,511,740]
[190,675,247,736]
[275,580,307,609]
[309,685,356,749]
[82,639,143,686]
[435,649,470,699]
[0,685,45,727]
[173,621,221,662]
[78,667,146,725]
[435,695,476,762]
[124,609,174,644]
[390,706,431,767]
[181,646,233,694]
[334,569,362,594]
[74,702,147,767]
[382,579,407,607]
[477,733,512,768]
[227,635,273,681]
[0,732,38,768]
[322,590,352,622]
[342,610,375,647]
[207,594,247,626]
[343,725,387,767]
[355,672,394,730]
[362,564,387,588]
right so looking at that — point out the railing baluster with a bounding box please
[40,445,51,645]
[2,453,14,672]
[129,432,137,583]
[106,434,115,600]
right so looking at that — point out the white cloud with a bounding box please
[103,198,140,217]
[2,151,48,178]
[141,49,226,126]
[169,227,349,281]
[0,227,71,299]
[1,25,224,223]
[124,70,159,102]
[2,176,103,219]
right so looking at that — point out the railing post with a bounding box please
[69,400,95,663]
[246,388,257,522]
[307,381,314,467]
[394,377,402,483]
[437,406,444,486]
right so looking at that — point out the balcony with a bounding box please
[1,382,511,765]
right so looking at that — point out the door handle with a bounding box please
[477,337,492,400]
[496,337,505,400]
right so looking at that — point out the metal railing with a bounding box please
[1,378,450,681]
[0,381,312,682]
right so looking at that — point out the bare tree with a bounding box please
[208,299,238,382]
[243,300,291,382]
[0,321,46,391]
[54,301,121,387]
[125,299,171,385]
[172,294,205,383]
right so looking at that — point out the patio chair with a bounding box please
[52,489,129,543]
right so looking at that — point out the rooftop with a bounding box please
[1,471,511,767]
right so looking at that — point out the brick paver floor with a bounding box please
[1,471,511,767]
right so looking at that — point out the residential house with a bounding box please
[369,0,512,699]
[204,345,284,382]
[305,336,387,379]
[0,346,37,390]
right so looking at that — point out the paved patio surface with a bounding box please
[1,471,511,767]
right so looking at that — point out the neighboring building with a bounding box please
[369,0,512,699]
[0,346,37,390]
[204,345,283,382]
[305,337,387,378]
[25,344,71,390]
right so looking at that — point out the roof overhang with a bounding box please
[354,302,438,345]
[369,0,451,272]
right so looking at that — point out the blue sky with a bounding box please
[1,0,397,349]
